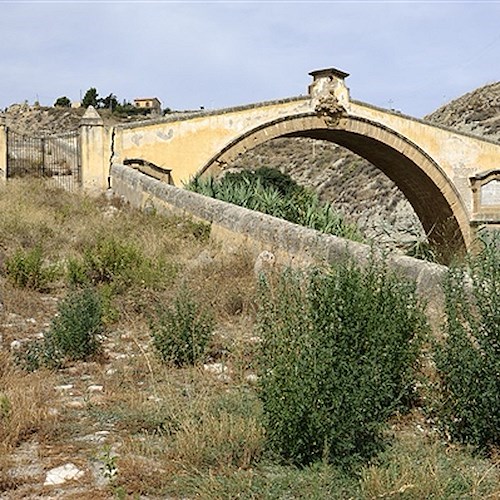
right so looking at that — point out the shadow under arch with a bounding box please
[198,113,470,261]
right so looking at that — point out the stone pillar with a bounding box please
[308,67,350,107]
[79,106,108,192]
[0,115,7,182]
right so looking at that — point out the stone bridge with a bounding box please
[109,68,500,253]
[2,68,499,253]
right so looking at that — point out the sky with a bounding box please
[0,1,499,118]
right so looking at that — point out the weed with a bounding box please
[434,234,500,452]
[360,433,500,498]
[16,287,103,369]
[257,261,427,468]
[47,287,103,361]
[150,286,214,366]
[67,235,175,294]
[5,245,58,290]
[0,394,11,419]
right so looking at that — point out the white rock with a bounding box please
[44,463,84,486]
[254,251,276,280]
[88,385,104,393]
[54,384,74,392]
[203,363,227,375]
[191,249,214,268]
[147,395,162,403]
[65,399,85,409]
[245,374,259,384]
[10,340,22,350]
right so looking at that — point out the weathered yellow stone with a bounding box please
[77,69,500,250]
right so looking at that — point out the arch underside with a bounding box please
[200,114,470,258]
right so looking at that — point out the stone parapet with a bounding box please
[115,96,309,131]
[110,163,447,302]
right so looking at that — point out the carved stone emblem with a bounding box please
[315,89,346,128]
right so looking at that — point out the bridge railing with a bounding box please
[110,163,447,311]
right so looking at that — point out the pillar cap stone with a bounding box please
[309,67,350,81]
[80,106,103,126]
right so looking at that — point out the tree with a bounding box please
[82,88,99,108]
[100,93,118,112]
[54,96,71,108]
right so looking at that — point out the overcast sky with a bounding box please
[1,1,499,118]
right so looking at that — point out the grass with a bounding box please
[0,178,499,498]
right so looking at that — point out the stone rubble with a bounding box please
[44,463,85,486]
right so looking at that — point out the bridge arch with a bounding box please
[199,113,470,257]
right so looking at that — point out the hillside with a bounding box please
[425,81,500,140]
[1,104,150,136]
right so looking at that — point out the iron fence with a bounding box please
[6,129,81,191]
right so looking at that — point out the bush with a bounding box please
[67,236,171,291]
[78,237,142,286]
[257,262,426,468]
[16,288,103,370]
[434,235,500,452]
[186,168,362,241]
[48,287,103,361]
[5,245,57,290]
[150,286,214,366]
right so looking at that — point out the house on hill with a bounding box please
[133,97,162,115]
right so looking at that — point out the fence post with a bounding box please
[79,106,108,192]
[0,115,7,182]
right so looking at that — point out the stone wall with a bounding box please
[110,163,447,301]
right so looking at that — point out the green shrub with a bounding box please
[16,287,103,370]
[257,262,426,468]
[186,168,362,241]
[0,394,11,419]
[5,245,57,290]
[47,287,103,361]
[67,236,172,292]
[81,237,142,286]
[434,235,500,452]
[150,286,214,366]
[14,336,61,372]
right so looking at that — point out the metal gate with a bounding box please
[6,129,81,191]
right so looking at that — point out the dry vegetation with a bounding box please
[0,179,499,499]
